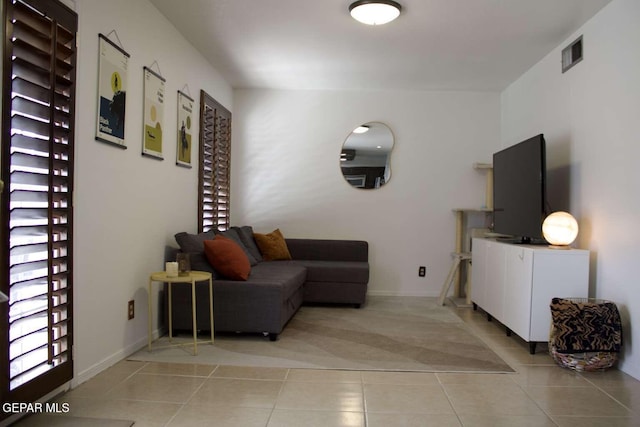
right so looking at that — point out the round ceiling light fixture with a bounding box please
[352,125,370,134]
[349,0,402,26]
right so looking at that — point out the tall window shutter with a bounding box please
[1,0,76,407]
[198,91,231,233]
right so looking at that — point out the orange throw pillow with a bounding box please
[203,235,251,280]
[253,228,292,261]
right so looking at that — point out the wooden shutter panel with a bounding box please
[198,91,231,233]
[1,0,76,407]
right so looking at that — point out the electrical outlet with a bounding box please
[418,266,426,277]
[128,300,135,320]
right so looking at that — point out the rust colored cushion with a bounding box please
[253,228,292,261]
[203,235,251,281]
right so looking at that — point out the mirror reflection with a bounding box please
[340,122,394,189]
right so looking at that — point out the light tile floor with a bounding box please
[14,303,640,427]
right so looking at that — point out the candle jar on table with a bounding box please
[176,253,191,276]
[165,261,178,277]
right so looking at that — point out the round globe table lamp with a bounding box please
[542,211,579,248]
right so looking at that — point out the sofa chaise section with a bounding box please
[285,238,369,307]
[210,262,306,340]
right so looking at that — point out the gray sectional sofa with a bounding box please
[166,226,369,340]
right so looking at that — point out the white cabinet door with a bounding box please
[503,245,534,340]
[529,251,589,341]
[471,238,588,349]
[470,238,488,309]
[484,241,506,322]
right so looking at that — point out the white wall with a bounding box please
[232,89,500,297]
[501,0,640,379]
[69,0,640,387]
[73,0,231,384]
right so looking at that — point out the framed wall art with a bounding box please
[142,66,165,159]
[96,33,129,148]
[176,90,194,168]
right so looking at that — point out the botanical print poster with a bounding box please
[176,91,194,168]
[96,34,129,147]
[142,66,165,159]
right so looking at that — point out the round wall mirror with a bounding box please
[340,122,394,189]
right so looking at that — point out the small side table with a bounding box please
[147,270,214,355]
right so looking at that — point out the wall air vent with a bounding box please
[562,35,583,73]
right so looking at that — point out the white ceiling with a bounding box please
[149,0,612,91]
[344,122,394,155]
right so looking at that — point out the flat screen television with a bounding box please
[492,134,547,243]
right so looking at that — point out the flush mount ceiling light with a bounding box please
[352,125,370,134]
[349,0,402,26]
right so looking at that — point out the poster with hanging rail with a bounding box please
[142,65,165,159]
[95,32,129,148]
[176,89,194,168]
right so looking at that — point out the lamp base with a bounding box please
[547,244,572,250]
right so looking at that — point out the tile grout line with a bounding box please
[263,368,292,427]
[451,305,561,426]
[578,373,639,416]
[47,300,640,427]
[360,372,368,427]
[434,372,466,427]
[161,364,217,426]
[510,371,562,426]
[476,315,628,424]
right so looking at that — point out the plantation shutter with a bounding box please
[198,90,231,233]
[1,0,76,407]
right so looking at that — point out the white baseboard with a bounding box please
[0,328,169,426]
[366,290,441,298]
[72,327,166,388]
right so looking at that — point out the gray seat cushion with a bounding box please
[288,260,369,284]
[246,261,307,300]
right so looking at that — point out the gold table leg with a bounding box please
[209,277,214,344]
[147,278,152,351]
[454,210,464,296]
[191,278,197,355]
[168,283,173,342]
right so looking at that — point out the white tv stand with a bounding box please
[471,238,589,354]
